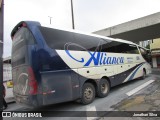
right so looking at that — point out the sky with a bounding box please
[3,0,160,57]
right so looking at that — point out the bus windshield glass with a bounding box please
[139,47,151,64]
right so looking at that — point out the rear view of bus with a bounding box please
[11,21,79,107]
[11,22,40,107]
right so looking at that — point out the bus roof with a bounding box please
[42,25,136,45]
[11,21,137,46]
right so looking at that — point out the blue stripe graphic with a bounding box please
[128,63,144,81]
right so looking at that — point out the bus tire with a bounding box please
[81,83,95,105]
[97,78,110,98]
[142,69,146,80]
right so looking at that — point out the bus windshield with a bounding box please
[139,47,151,64]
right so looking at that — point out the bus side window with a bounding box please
[117,43,139,54]
[101,40,117,53]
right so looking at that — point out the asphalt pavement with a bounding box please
[112,68,160,110]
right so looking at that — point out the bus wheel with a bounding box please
[81,83,95,105]
[97,78,110,98]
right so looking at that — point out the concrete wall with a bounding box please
[150,38,160,68]
[94,12,160,36]
[3,63,12,81]
[150,38,160,50]
[93,12,160,42]
[152,57,157,68]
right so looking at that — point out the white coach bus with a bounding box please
[11,21,151,107]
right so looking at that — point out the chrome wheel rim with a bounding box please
[84,87,93,100]
[101,83,108,94]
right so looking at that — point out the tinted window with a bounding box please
[12,27,35,52]
[39,27,139,54]
[116,43,139,54]
[139,47,147,55]
[12,27,36,67]
[101,40,119,53]
[71,33,102,51]
[39,27,102,51]
[101,40,139,54]
[139,47,151,63]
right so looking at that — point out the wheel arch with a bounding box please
[84,79,98,93]
[101,76,111,88]
[143,68,146,73]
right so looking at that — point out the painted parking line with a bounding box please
[86,106,97,120]
[126,80,155,96]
